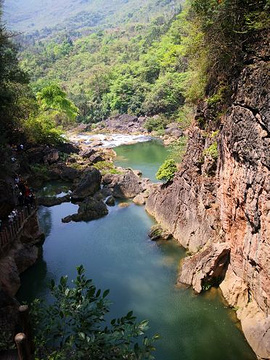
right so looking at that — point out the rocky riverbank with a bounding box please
[0,133,159,347]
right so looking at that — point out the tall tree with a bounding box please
[0,0,32,145]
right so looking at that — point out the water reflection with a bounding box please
[17,251,49,302]
[114,140,170,182]
[38,207,52,237]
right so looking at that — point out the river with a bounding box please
[17,138,256,360]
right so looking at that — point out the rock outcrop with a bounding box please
[62,196,108,223]
[178,243,230,293]
[71,167,102,201]
[94,114,147,134]
[146,30,270,358]
[103,170,146,198]
[37,194,71,207]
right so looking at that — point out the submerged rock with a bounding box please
[118,202,130,208]
[62,197,108,223]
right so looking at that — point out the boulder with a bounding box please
[133,193,146,205]
[165,123,184,138]
[103,170,143,199]
[62,197,108,223]
[89,154,104,164]
[13,244,39,274]
[133,186,152,205]
[57,142,79,154]
[71,168,101,201]
[49,163,79,181]
[80,148,96,159]
[178,243,230,293]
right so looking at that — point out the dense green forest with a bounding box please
[2,0,269,146]
[15,0,188,126]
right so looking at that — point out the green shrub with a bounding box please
[203,141,218,159]
[30,266,158,360]
[156,158,177,182]
[30,164,50,179]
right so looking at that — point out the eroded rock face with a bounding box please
[146,130,219,253]
[0,212,43,296]
[220,267,270,360]
[0,287,19,343]
[178,243,230,293]
[146,30,270,358]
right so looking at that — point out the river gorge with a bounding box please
[16,138,256,360]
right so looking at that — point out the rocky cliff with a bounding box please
[0,211,44,296]
[146,29,270,359]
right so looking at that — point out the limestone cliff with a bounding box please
[146,30,270,359]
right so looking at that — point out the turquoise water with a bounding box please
[114,139,170,182]
[17,140,256,360]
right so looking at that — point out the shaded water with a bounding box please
[17,140,256,360]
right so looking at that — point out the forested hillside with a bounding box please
[5,0,193,128]
[3,0,269,139]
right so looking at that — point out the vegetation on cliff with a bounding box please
[184,0,270,106]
